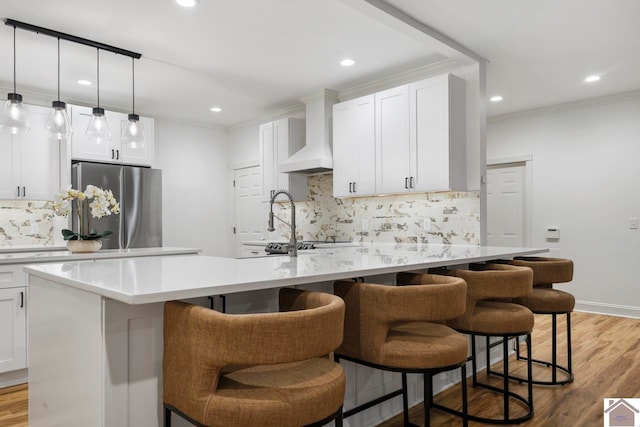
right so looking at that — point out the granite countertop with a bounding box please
[25,243,547,305]
[0,247,201,265]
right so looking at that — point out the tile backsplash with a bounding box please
[273,174,480,245]
[0,200,65,248]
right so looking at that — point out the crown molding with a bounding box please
[489,90,640,123]
[338,58,461,101]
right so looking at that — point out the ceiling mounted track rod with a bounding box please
[4,18,141,59]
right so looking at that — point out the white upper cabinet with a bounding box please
[375,85,410,194]
[332,73,467,198]
[0,104,61,200]
[333,94,376,198]
[260,118,307,202]
[409,74,466,192]
[70,105,154,166]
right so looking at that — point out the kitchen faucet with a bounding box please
[268,189,297,257]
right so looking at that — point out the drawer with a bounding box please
[241,247,266,258]
[0,265,26,289]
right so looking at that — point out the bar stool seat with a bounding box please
[457,301,534,335]
[383,322,468,369]
[514,288,574,314]
[163,288,346,427]
[404,263,535,425]
[497,256,575,386]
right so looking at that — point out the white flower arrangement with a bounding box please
[54,185,120,240]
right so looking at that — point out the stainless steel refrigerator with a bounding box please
[72,162,162,249]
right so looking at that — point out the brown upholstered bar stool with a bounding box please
[163,288,346,427]
[334,275,469,427]
[400,263,535,424]
[497,257,575,385]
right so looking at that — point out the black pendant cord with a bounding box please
[57,38,61,102]
[12,25,16,94]
[131,57,135,115]
[96,48,100,109]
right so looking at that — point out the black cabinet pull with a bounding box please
[20,291,24,308]
[410,177,415,188]
[405,177,409,189]
[116,149,120,160]
[353,182,356,193]
[349,182,353,193]
[111,149,115,159]
[22,186,26,197]
[17,186,20,197]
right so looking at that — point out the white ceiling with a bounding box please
[1,0,638,128]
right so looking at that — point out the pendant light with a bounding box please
[85,48,111,144]
[121,57,145,148]
[45,38,73,140]
[0,25,30,135]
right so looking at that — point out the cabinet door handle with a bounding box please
[22,186,26,197]
[20,291,24,308]
[348,182,353,193]
[405,177,409,189]
[116,149,120,160]
[410,177,415,188]
[111,149,115,159]
[17,186,20,197]
[353,182,356,193]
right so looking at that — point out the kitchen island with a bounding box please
[24,243,547,427]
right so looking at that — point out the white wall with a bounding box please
[154,120,232,256]
[487,93,640,317]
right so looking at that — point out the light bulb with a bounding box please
[0,93,30,135]
[122,114,145,149]
[45,101,73,140]
[85,107,111,144]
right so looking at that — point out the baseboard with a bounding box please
[0,368,27,389]
[575,301,640,319]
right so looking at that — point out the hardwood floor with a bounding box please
[0,384,27,427]
[0,312,638,427]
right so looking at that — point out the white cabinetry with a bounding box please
[409,74,466,192]
[332,95,376,198]
[332,73,467,198]
[375,85,410,194]
[260,118,307,202]
[0,265,27,374]
[0,104,61,200]
[70,105,154,166]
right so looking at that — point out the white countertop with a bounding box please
[25,243,547,305]
[0,247,201,265]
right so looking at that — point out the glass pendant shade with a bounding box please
[0,93,30,135]
[122,114,145,148]
[85,107,111,144]
[45,101,73,140]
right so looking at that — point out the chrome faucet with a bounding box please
[268,189,297,257]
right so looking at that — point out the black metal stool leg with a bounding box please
[471,335,478,387]
[567,312,573,376]
[424,373,432,427]
[164,406,171,427]
[502,335,510,420]
[402,372,410,426]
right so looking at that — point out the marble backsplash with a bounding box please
[273,174,481,245]
[0,200,65,248]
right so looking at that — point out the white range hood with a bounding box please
[279,89,339,174]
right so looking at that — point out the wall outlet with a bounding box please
[630,217,638,230]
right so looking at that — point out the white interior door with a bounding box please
[486,163,526,247]
[234,166,266,256]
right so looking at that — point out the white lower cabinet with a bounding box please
[0,287,27,374]
[0,265,27,375]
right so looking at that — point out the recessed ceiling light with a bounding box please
[340,59,355,67]
[78,79,92,86]
[175,0,198,7]
[490,95,503,102]
[584,75,600,83]
[210,107,222,112]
